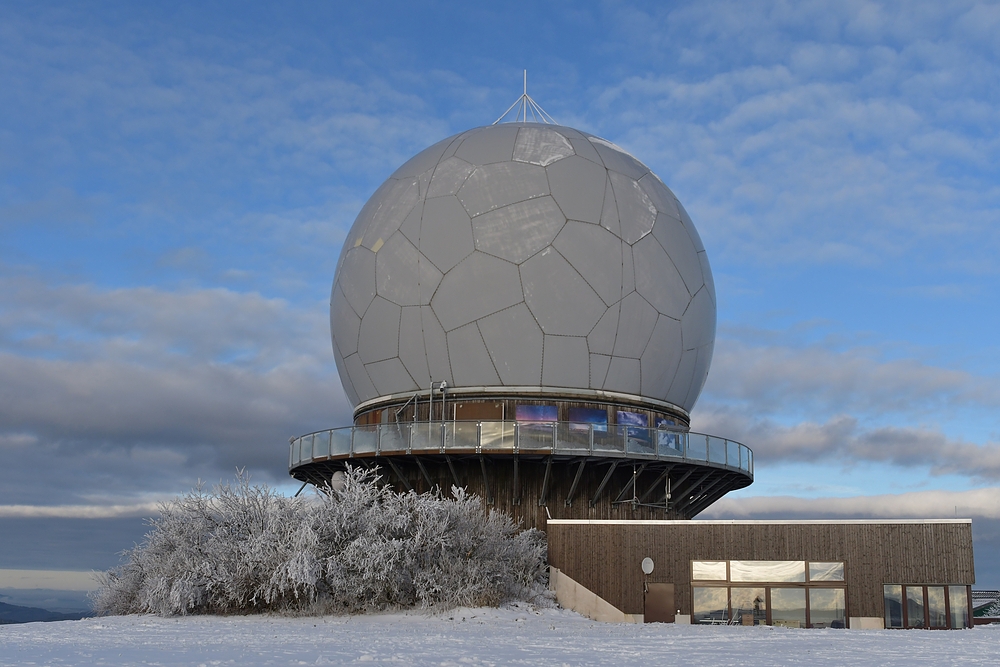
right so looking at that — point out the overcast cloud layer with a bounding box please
[1,0,999,590]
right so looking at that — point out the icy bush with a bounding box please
[91,467,548,616]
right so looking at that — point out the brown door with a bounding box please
[645,583,676,623]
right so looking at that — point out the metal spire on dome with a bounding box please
[493,70,557,125]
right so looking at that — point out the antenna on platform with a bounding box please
[493,70,557,125]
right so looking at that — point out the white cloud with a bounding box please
[0,504,161,519]
[702,486,1000,520]
[0,569,99,591]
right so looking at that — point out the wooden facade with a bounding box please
[546,519,975,621]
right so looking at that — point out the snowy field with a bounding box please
[1,606,998,666]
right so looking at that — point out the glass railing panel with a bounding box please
[445,421,478,451]
[378,424,409,453]
[556,423,591,453]
[289,438,297,467]
[330,429,352,457]
[656,429,684,458]
[708,436,727,464]
[727,440,739,468]
[302,434,314,461]
[312,431,331,459]
[748,449,754,475]
[592,426,624,454]
[517,423,555,451]
[480,421,515,450]
[409,422,442,451]
[352,425,378,455]
[624,427,655,456]
[688,434,708,461]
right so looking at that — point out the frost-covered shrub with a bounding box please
[92,468,548,616]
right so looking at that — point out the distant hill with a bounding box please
[0,601,90,624]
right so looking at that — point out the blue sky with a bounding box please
[2,0,1000,605]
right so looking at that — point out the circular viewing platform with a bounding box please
[289,421,752,526]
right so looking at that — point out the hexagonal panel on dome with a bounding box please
[586,136,649,181]
[632,235,690,319]
[520,246,607,337]
[640,315,683,399]
[454,125,519,165]
[472,196,565,264]
[447,322,502,386]
[612,292,658,359]
[330,283,361,357]
[542,335,590,388]
[360,178,419,250]
[375,232,442,307]
[604,356,641,394]
[458,162,549,217]
[552,221,623,306]
[365,357,417,395]
[651,213,703,296]
[513,126,574,166]
[331,122,717,413]
[477,303,544,386]
[418,196,475,273]
[431,252,523,332]
[610,172,657,244]
[357,296,400,363]
[546,155,607,225]
[337,247,377,317]
[426,156,476,198]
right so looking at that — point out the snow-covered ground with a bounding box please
[1,606,997,666]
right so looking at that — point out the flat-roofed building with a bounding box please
[547,519,974,629]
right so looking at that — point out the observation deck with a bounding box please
[289,421,752,525]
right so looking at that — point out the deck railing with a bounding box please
[289,421,753,477]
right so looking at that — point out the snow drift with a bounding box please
[91,467,547,615]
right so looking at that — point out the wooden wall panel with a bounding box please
[547,521,975,619]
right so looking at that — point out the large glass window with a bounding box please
[886,585,970,629]
[906,587,925,628]
[693,587,729,624]
[730,587,767,625]
[884,585,903,628]
[949,586,970,629]
[692,561,727,581]
[926,587,947,628]
[730,560,805,583]
[809,562,844,582]
[809,588,846,628]
[771,588,807,628]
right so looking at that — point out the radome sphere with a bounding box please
[331,123,715,415]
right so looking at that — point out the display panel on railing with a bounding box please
[617,411,652,453]
[515,405,558,422]
[655,417,682,455]
[567,407,607,432]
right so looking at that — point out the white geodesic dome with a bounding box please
[330,123,716,413]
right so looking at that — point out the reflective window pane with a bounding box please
[730,560,805,583]
[949,586,970,629]
[730,587,766,626]
[771,588,807,628]
[693,587,729,624]
[692,561,727,581]
[906,586,925,628]
[809,588,846,628]
[926,587,947,628]
[884,585,903,629]
[808,562,844,582]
